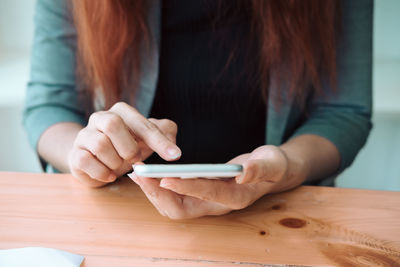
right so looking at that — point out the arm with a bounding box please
[23,0,87,171]
[25,0,181,188]
[291,0,373,174]
[271,134,341,192]
[241,0,373,188]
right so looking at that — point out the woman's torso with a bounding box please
[147,0,266,164]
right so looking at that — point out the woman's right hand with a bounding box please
[68,102,181,187]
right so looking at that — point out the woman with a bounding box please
[24,0,372,219]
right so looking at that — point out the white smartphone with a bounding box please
[132,164,243,179]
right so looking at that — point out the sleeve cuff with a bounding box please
[23,105,86,152]
[291,112,372,173]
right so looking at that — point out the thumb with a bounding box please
[235,159,270,184]
[235,146,288,184]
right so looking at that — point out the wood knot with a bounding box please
[279,218,307,228]
[271,204,281,210]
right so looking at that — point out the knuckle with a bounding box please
[115,140,139,161]
[152,136,169,151]
[144,120,160,133]
[110,157,124,171]
[143,121,173,149]
[88,112,101,124]
[270,148,284,161]
[123,146,140,161]
[165,119,178,133]
[74,150,92,170]
[101,114,123,134]
[158,119,178,133]
[111,102,138,113]
[91,134,109,155]
[111,101,126,110]
[145,125,167,144]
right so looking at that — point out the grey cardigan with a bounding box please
[24,0,373,181]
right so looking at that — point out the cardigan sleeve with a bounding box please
[292,0,373,172]
[23,0,86,152]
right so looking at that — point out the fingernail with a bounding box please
[237,168,251,184]
[236,174,245,184]
[167,147,181,159]
[107,173,116,182]
[159,179,170,188]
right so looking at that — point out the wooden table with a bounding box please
[0,172,399,266]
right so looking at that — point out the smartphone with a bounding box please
[133,164,243,179]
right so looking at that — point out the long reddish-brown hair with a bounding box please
[72,0,340,109]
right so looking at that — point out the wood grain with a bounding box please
[0,172,399,266]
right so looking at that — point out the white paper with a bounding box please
[0,247,84,267]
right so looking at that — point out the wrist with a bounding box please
[38,122,83,173]
[269,146,308,193]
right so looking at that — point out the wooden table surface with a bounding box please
[0,172,399,266]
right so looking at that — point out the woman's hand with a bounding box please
[68,102,181,187]
[130,145,293,219]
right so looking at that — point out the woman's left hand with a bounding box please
[129,145,293,220]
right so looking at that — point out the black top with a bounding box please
[147,0,266,164]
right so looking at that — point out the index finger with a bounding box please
[110,102,181,161]
[130,173,229,219]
